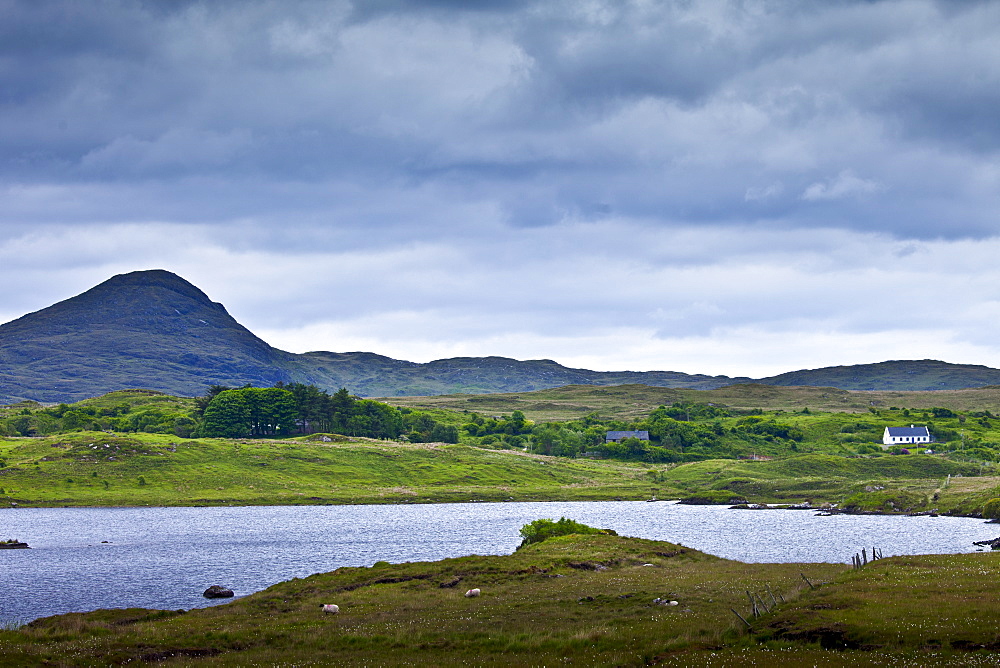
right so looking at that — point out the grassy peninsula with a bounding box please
[4,531,1000,665]
[0,432,665,507]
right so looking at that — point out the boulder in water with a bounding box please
[203,585,234,599]
[0,539,28,549]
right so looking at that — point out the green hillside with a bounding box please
[5,382,1000,513]
[0,432,665,507]
[382,382,1000,420]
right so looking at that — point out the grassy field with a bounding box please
[3,431,1000,512]
[381,383,1000,421]
[0,431,673,507]
[5,383,1000,513]
[660,455,998,513]
[0,534,846,666]
[5,532,1000,666]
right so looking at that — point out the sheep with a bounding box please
[321,604,340,614]
[464,588,481,598]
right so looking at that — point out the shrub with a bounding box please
[678,490,748,505]
[517,517,604,549]
[982,498,1000,519]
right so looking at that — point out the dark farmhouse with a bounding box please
[605,430,650,443]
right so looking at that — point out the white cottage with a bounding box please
[882,425,931,446]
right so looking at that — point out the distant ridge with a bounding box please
[756,359,1000,392]
[2,270,1000,403]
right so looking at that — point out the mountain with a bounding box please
[0,270,747,404]
[0,270,297,403]
[755,359,1000,392]
[291,351,746,397]
[2,269,1000,404]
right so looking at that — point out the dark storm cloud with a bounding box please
[3,0,1000,374]
[2,0,998,239]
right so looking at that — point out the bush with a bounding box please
[678,490,748,505]
[517,517,604,549]
[982,498,1000,519]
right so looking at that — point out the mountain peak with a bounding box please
[0,270,292,403]
[91,269,215,306]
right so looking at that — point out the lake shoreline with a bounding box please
[3,495,993,522]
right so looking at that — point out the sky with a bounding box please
[2,0,1000,378]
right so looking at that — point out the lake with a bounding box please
[1,501,995,625]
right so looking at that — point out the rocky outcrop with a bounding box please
[0,540,28,549]
[973,537,1000,550]
[202,585,234,598]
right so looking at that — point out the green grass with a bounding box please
[757,552,1000,652]
[660,455,987,512]
[69,388,196,412]
[5,533,1000,665]
[382,383,1000,422]
[1,431,997,512]
[0,534,846,666]
[6,383,1000,513]
[0,431,672,507]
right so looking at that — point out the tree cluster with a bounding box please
[197,383,457,442]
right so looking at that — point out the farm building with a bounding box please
[605,430,650,443]
[882,425,931,446]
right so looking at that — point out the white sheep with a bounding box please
[464,588,481,598]
[321,604,340,614]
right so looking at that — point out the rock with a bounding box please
[203,585,234,599]
[0,540,29,549]
[973,537,1000,550]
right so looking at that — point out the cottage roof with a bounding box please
[885,426,930,437]
[606,430,650,440]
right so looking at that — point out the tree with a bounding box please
[347,400,404,439]
[202,390,251,438]
[505,410,529,435]
[244,387,296,436]
[284,382,330,433]
[194,385,234,417]
[330,388,356,433]
[430,423,460,443]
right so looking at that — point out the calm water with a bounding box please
[1,501,995,624]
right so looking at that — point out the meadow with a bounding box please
[3,531,999,666]
[0,432,666,507]
[5,383,1000,514]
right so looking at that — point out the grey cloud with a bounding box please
[5,0,1000,374]
[2,0,999,241]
